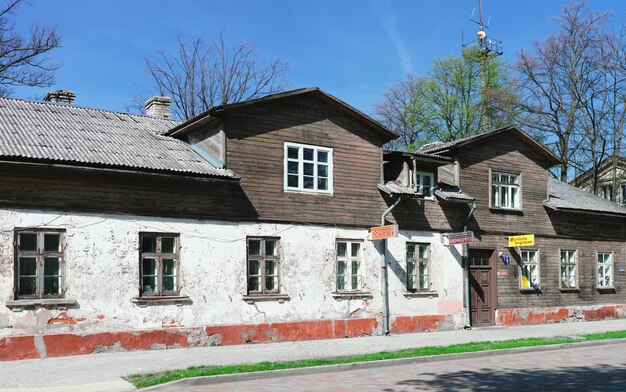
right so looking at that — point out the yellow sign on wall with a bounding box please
[508,234,535,247]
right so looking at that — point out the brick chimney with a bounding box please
[144,96,172,119]
[44,90,76,104]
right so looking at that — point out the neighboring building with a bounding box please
[1,90,626,361]
[571,157,626,205]
[0,88,466,361]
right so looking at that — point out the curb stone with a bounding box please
[139,337,626,390]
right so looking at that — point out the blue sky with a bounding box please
[12,0,626,117]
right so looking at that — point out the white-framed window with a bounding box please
[140,233,180,297]
[621,184,626,206]
[490,170,520,209]
[15,229,65,299]
[415,172,434,199]
[336,240,362,292]
[560,250,578,289]
[406,243,429,291]
[247,237,280,294]
[284,142,333,194]
[520,249,539,289]
[597,252,614,288]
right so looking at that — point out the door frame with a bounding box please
[467,247,497,326]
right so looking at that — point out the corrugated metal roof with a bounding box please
[435,183,475,202]
[0,98,237,179]
[378,181,421,196]
[545,177,626,216]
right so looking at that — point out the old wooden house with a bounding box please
[0,88,466,360]
[0,89,625,361]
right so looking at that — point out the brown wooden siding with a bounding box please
[222,94,389,228]
[0,163,257,221]
[458,132,556,236]
[472,234,626,309]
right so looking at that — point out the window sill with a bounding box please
[131,295,191,306]
[404,291,439,298]
[597,287,617,293]
[243,294,290,304]
[560,287,580,293]
[490,207,523,215]
[284,189,334,197]
[519,288,542,294]
[6,298,77,310]
[332,292,373,300]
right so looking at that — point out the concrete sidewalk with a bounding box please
[2,319,626,392]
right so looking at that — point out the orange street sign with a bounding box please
[370,224,397,240]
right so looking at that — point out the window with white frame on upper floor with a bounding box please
[406,243,430,292]
[597,252,614,289]
[140,233,180,297]
[336,240,362,292]
[284,142,333,194]
[560,250,578,289]
[15,229,65,299]
[415,172,434,199]
[519,249,539,290]
[490,171,520,210]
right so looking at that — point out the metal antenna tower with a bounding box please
[462,0,503,133]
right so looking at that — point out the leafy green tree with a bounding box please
[375,48,517,150]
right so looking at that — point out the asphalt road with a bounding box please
[154,341,626,391]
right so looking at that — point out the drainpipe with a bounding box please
[463,201,477,329]
[381,197,401,335]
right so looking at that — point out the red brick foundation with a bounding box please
[496,304,626,326]
[0,314,457,361]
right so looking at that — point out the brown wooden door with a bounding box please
[468,249,496,326]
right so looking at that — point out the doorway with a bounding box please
[468,248,496,326]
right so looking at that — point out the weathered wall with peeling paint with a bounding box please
[0,208,465,340]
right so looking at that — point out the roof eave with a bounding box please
[165,87,398,141]
[544,202,626,217]
[0,158,240,182]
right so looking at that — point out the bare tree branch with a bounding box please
[139,33,290,120]
[0,0,61,96]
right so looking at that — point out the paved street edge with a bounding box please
[140,337,626,390]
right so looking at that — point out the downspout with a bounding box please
[463,201,477,329]
[381,196,401,335]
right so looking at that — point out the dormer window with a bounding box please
[415,171,434,199]
[284,142,333,194]
[490,170,520,210]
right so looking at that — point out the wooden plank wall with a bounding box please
[458,132,557,236]
[223,94,390,228]
[0,163,258,222]
[472,234,626,309]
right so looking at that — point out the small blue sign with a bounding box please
[502,256,511,265]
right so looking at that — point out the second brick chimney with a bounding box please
[144,96,172,119]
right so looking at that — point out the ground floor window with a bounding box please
[406,243,429,291]
[336,240,362,291]
[247,237,280,294]
[140,233,180,296]
[560,250,578,289]
[520,249,539,289]
[15,229,65,299]
[597,252,614,288]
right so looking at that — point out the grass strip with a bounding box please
[126,329,626,388]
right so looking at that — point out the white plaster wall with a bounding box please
[0,209,465,337]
